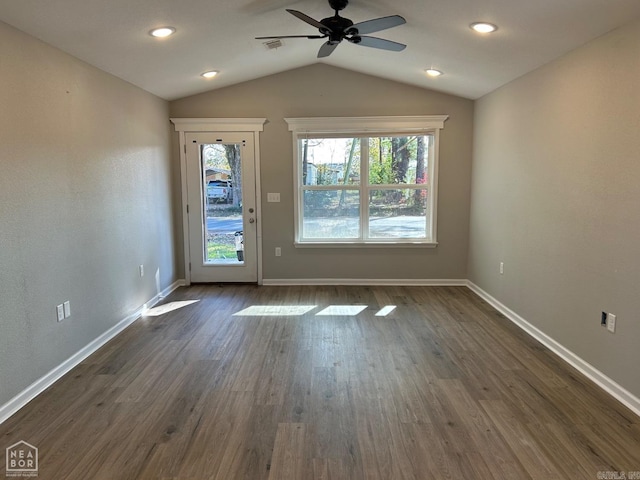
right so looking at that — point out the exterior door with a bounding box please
[185,132,258,282]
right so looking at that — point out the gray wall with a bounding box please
[0,21,176,406]
[469,19,640,398]
[170,64,474,281]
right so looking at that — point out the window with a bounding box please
[286,116,448,246]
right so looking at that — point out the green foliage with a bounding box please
[369,156,395,185]
[202,144,230,170]
[368,136,424,185]
[206,235,237,261]
[301,138,361,186]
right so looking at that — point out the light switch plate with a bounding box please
[267,192,280,203]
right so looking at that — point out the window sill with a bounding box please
[294,241,438,249]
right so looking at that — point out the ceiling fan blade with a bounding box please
[350,36,406,52]
[349,15,406,35]
[286,9,331,31]
[255,35,327,39]
[318,41,339,58]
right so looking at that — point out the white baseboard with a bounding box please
[262,278,468,286]
[466,281,640,418]
[0,279,185,425]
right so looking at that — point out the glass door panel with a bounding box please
[186,133,257,283]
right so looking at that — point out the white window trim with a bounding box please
[285,115,448,248]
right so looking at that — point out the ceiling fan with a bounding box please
[255,0,406,58]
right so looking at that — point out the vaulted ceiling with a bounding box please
[2,0,640,101]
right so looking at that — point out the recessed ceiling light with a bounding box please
[150,27,176,38]
[426,68,443,77]
[470,22,498,34]
[201,71,219,79]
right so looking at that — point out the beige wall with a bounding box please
[170,64,474,281]
[0,21,176,406]
[469,19,640,398]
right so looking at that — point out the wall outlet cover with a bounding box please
[607,313,616,333]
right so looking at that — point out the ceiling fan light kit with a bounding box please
[255,0,406,58]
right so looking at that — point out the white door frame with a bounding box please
[171,118,266,285]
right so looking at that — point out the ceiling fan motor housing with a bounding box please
[320,15,355,43]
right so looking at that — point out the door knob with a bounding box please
[249,218,255,224]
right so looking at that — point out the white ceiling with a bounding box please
[2,0,640,101]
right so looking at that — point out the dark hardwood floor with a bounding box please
[1,285,639,479]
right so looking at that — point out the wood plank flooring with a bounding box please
[1,285,639,479]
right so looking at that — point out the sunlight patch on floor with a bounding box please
[315,305,368,316]
[233,305,317,316]
[375,306,397,317]
[143,300,200,317]
[232,304,395,317]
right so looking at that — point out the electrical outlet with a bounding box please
[63,301,71,318]
[499,262,504,275]
[139,265,144,277]
[56,304,65,322]
[275,247,281,257]
[607,313,616,333]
